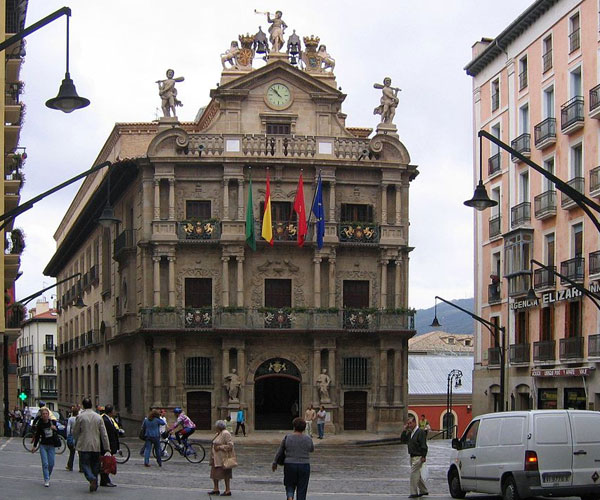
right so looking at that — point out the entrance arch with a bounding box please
[254,358,301,430]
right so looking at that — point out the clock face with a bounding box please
[266,83,291,108]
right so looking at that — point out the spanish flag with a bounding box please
[261,170,274,245]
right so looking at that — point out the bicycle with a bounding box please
[152,433,205,463]
[22,432,67,455]
[114,442,130,464]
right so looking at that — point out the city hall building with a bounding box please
[47,23,418,433]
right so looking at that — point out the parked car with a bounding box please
[448,410,600,500]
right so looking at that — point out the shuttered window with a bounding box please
[186,357,212,385]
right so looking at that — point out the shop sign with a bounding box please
[510,286,582,310]
[531,367,594,377]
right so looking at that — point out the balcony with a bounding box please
[561,177,585,209]
[533,267,555,289]
[509,343,530,364]
[40,389,58,399]
[89,264,98,284]
[569,28,580,53]
[560,336,584,360]
[511,202,530,228]
[533,340,556,362]
[43,343,55,352]
[590,250,600,276]
[489,215,501,239]
[534,118,556,149]
[589,334,600,358]
[561,96,584,134]
[184,308,213,328]
[488,347,501,366]
[542,50,552,73]
[560,257,584,283]
[510,133,531,161]
[113,229,136,259]
[488,153,501,176]
[518,70,527,91]
[43,366,56,374]
[590,167,600,197]
[488,283,501,304]
[178,220,221,241]
[338,223,379,244]
[590,84,600,119]
[534,190,556,220]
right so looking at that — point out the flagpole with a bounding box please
[287,168,301,230]
[306,169,322,227]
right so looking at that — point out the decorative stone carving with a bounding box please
[250,258,306,307]
[316,368,331,403]
[373,77,401,125]
[221,41,241,70]
[256,259,300,275]
[176,266,222,306]
[156,69,184,119]
[236,34,256,70]
[336,270,378,306]
[317,45,335,72]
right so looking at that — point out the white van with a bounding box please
[448,410,600,500]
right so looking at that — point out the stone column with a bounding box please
[381,184,388,224]
[237,179,245,220]
[380,259,388,309]
[168,349,177,406]
[328,348,335,399]
[328,258,336,308]
[222,348,230,403]
[394,260,402,308]
[153,348,161,406]
[393,349,402,405]
[223,179,230,221]
[379,349,387,405]
[313,349,321,403]
[154,179,160,219]
[314,258,321,308]
[395,184,402,225]
[168,256,176,307]
[168,178,175,220]
[329,181,336,221]
[153,256,161,307]
[236,257,244,307]
[222,257,230,307]
[238,347,246,403]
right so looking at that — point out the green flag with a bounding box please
[245,176,256,251]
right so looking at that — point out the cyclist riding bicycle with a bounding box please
[168,407,196,447]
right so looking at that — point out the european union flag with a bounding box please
[312,173,325,249]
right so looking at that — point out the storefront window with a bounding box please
[538,388,557,409]
[564,388,586,409]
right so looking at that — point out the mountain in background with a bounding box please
[414,298,474,335]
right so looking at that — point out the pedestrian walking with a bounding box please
[400,415,429,498]
[31,407,60,487]
[304,405,315,437]
[272,417,314,500]
[316,405,326,439]
[142,408,163,467]
[235,408,246,436]
[208,419,235,496]
[65,406,79,471]
[72,398,111,492]
[100,404,120,487]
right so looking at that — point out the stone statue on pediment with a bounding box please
[221,41,241,69]
[373,77,401,125]
[156,69,184,118]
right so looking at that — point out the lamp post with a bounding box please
[431,296,505,413]
[446,369,463,439]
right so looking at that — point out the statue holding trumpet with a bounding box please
[373,77,401,125]
[254,9,287,52]
[156,69,184,119]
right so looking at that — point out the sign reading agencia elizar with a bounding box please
[509,283,600,310]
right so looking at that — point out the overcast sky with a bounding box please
[15,0,527,309]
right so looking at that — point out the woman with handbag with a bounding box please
[209,419,235,496]
[142,408,163,467]
[31,406,60,487]
[65,406,79,471]
[272,417,314,500]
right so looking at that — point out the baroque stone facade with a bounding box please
[47,44,418,434]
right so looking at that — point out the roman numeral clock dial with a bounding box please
[266,83,292,109]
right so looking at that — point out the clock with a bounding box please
[266,83,292,109]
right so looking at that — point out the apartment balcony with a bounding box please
[4,253,21,289]
[511,202,530,228]
[534,190,556,220]
[338,223,379,244]
[488,347,501,366]
[569,28,580,53]
[4,123,21,152]
[89,264,99,285]
[184,308,213,328]
[542,50,552,73]
[590,166,600,197]
[534,118,556,149]
[561,177,585,209]
[533,266,556,290]
[509,343,530,364]
[533,340,556,362]
[5,102,23,127]
[510,133,531,162]
[561,96,584,134]
[518,70,527,91]
[113,229,136,260]
[589,334,600,358]
[488,153,501,176]
[489,214,501,239]
[590,84,600,119]
[488,283,501,304]
[43,343,55,352]
[590,250,600,277]
[559,336,584,360]
[43,366,56,374]
[560,257,584,284]
[40,389,58,399]
[177,220,221,241]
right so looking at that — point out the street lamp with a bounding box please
[431,296,505,413]
[464,134,498,211]
[446,369,463,438]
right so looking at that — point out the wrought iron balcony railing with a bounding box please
[488,283,501,303]
[533,340,555,362]
[534,190,556,219]
[542,49,552,73]
[534,266,555,289]
[518,70,527,91]
[491,92,500,111]
[488,153,501,175]
[560,257,584,283]
[561,96,584,132]
[511,133,531,160]
[178,220,221,241]
[589,334,600,357]
[534,117,556,148]
[43,343,55,352]
[591,166,600,194]
[338,223,379,243]
[43,365,56,374]
[510,343,530,364]
[561,177,585,208]
[569,28,580,53]
[590,84,600,115]
[114,229,136,257]
[489,214,501,238]
[590,250,600,275]
[560,336,584,360]
[511,202,530,228]
[488,347,501,366]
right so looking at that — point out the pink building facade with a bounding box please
[466,0,600,416]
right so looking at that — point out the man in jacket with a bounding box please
[73,398,111,492]
[400,415,428,498]
[100,404,120,487]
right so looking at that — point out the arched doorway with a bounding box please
[254,358,301,430]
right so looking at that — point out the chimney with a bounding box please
[472,37,493,58]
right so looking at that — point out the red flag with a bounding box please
[293,173,308,247]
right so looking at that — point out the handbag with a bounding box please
[100,455,117,475]
[138,420,146,441]
[223,449,238,469]
[275,436,287,466]
[53,434,62,448]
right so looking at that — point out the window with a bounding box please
[461,420,480,449]
[515,310,528,344]
[265,279,292,308]
[45,335,54,349]
[340,204,374,223]
[570,67,582,98]
[543,157,555,191]
[45,356,54,366]
[491,187,500,217]
[112,365,120,410]
[343,280,370,309]
[569,13,580,52]
[573,223,583,258]
[124,364,132,409]
[519,171,529,203]
[185,278,212,308]
[543,35,553,72]
[519,104,529,134]
[491,252,501,279]
[266,122,291,135]
[519,56,528,90]
[186,357,212,385]
[571,143,583,178]
[101,228,111,295]
[491,79,500,111]
[343,357,369,386]
[504,232,532,275]
[543,86,554,119]
[540,306,554,341]
[566,300,582,337]
[185,200,211,219]
[260,201,295,223]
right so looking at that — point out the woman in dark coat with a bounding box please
[100,404,120,487]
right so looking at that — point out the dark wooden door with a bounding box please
[187,391,211,430]
[344,391,367,430]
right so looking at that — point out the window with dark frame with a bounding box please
[259,201,296,222]
[185,278,213,308]
[264,279,292,308]
[490,316,500,348]
[340,204,374,223]
[124,364,132,409]
[491,79,500,111]
[515,310,528,344]
[566,300,582,337]
[185,357,212,385]
[343,357,369,386]
[186,200,211,219]
[343,280,370,309]
[266,123,291,135]
[112,365,120,410]
[540,306,554,341]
